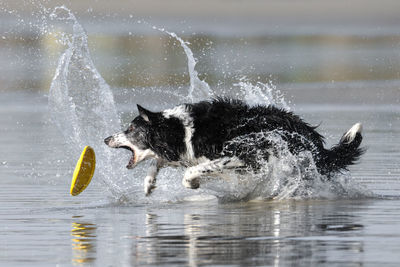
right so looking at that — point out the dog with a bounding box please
[104,98,364,196]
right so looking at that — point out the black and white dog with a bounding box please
[104,98,364,196]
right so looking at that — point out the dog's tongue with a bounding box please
[126,155,136,169]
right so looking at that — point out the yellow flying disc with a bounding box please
[70,146,96,196]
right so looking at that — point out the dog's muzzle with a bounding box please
[104,135,137,169]
[104,136,113,146]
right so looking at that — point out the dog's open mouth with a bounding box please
[120,146,136,169]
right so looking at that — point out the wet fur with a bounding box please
[105,98,364,195]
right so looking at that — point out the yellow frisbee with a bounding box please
[70,146,96,196]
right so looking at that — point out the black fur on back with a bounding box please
[189,97,324,157]
[186,97,363,176]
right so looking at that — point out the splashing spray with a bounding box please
[48,6,129,198]
[46,9,369,202]
[154,27,213,103]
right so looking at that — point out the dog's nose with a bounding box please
[104,136,112,145]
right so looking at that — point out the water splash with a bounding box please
[234,77,290,110]
[46,8,370,203]
[46,7,204,203]
[154,26,213,103]
[48,6,130,198]
[200,130,371,201]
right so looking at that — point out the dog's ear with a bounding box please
[137,104,154,123]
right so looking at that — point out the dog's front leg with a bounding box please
[182,157,244,189]
[144,159,163,196]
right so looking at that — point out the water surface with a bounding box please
[1,91,399,266]
[1,5,400,267]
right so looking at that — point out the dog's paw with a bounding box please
[144,184,156,196]
[182,178,200,189]
[144,175,157,196]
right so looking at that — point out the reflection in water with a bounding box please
[130,201,366,266]
[71,218,97,266]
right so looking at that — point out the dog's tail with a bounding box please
[321,123,365,175]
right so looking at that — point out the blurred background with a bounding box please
[0,0,400,105]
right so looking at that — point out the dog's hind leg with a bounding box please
[182,157,245,189]
[144,159,163,196]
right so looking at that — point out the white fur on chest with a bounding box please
[163,105,207,165]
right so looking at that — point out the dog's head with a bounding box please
[104,105,157,169]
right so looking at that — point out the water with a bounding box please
[1,4,400,266]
